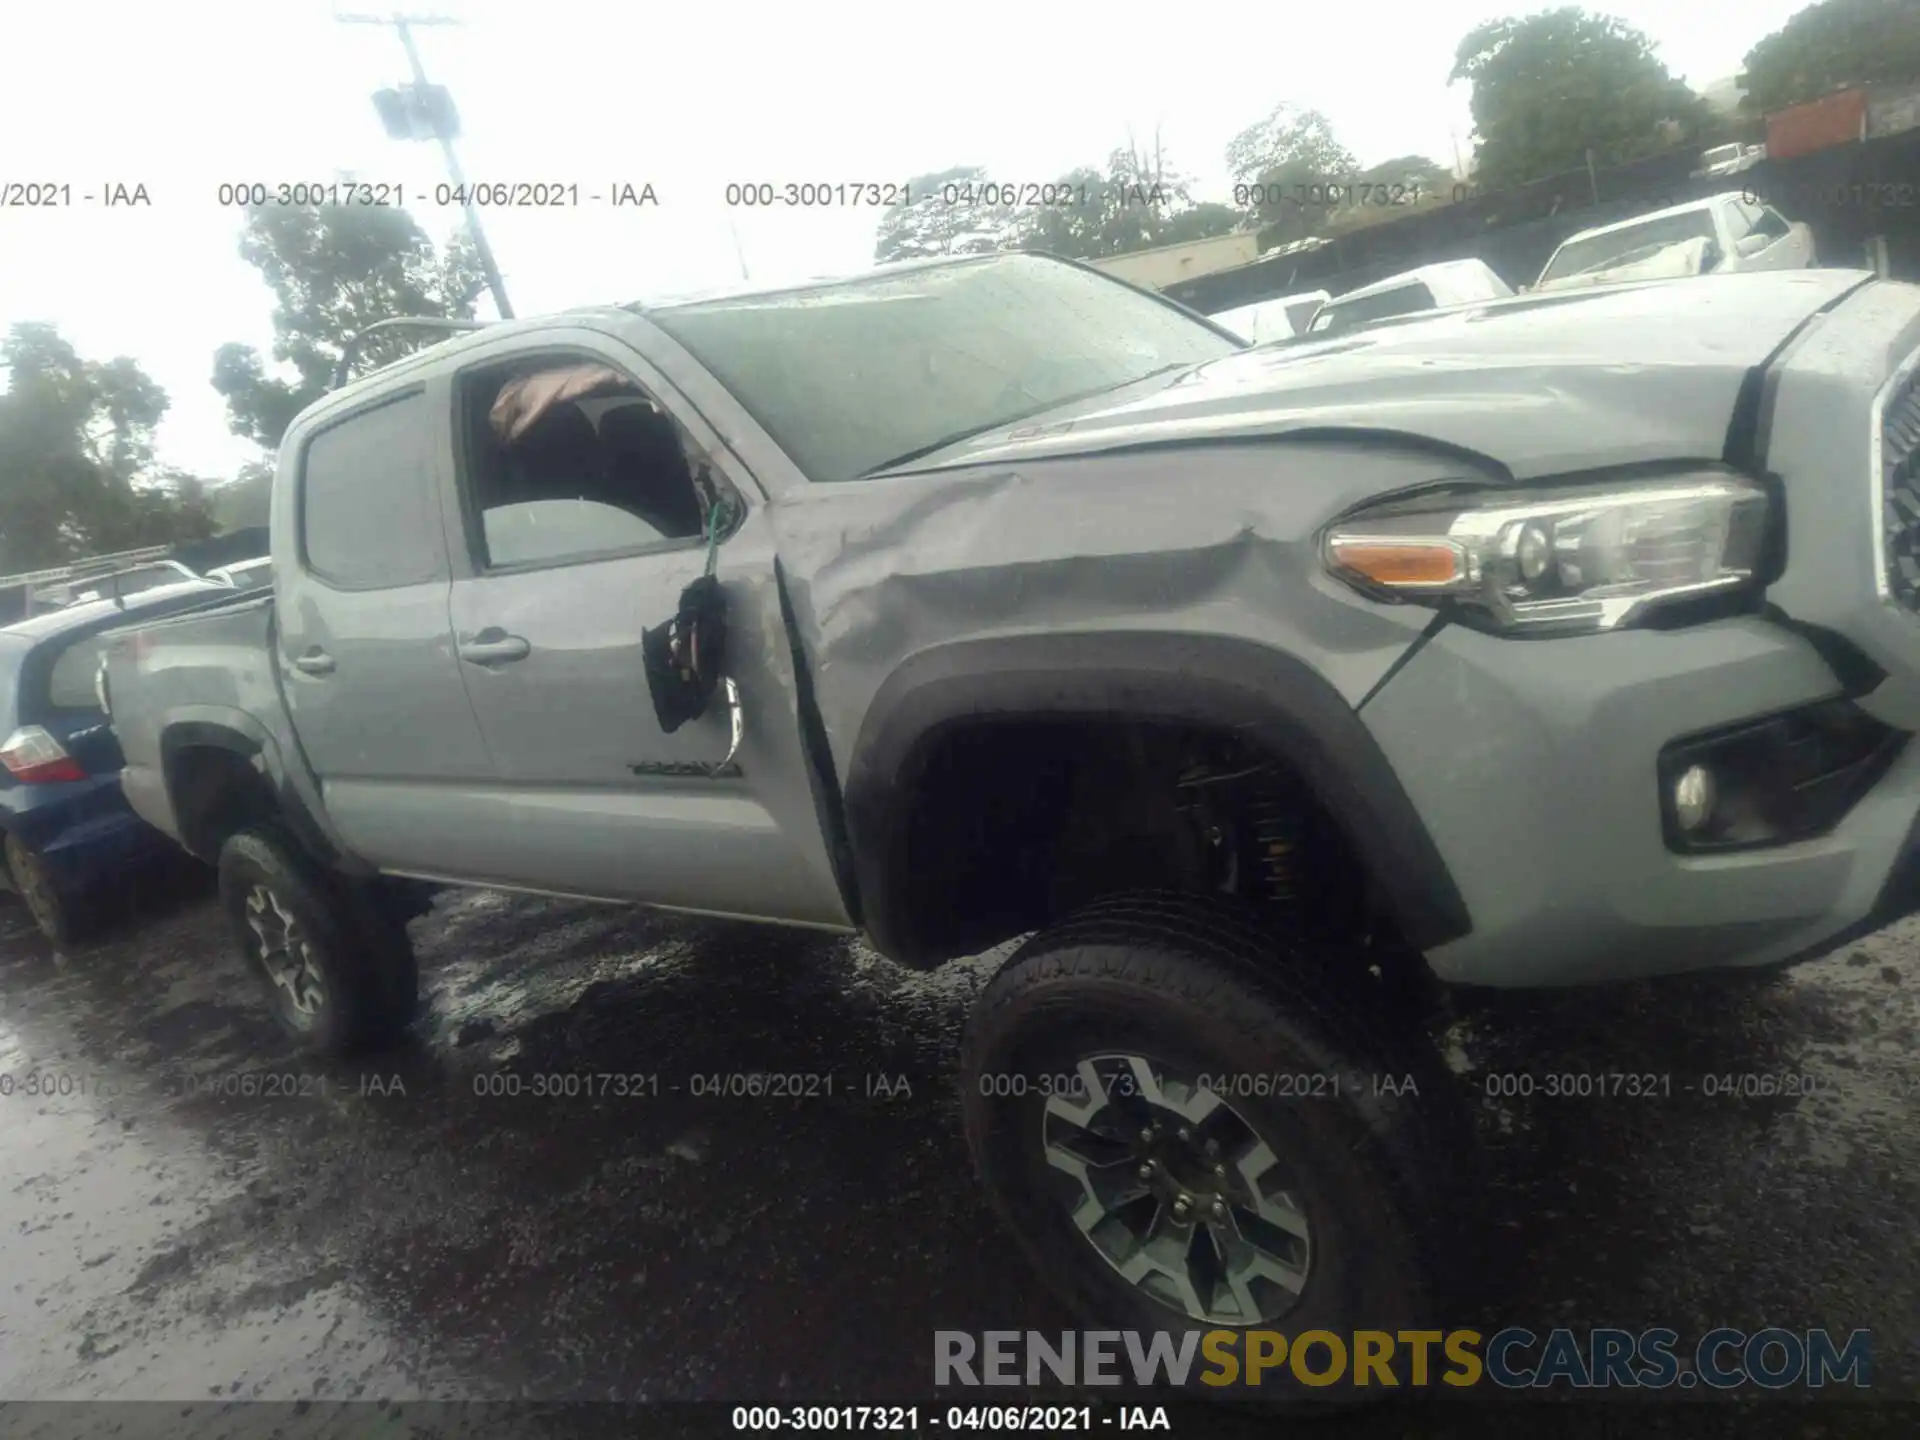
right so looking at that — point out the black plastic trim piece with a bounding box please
[157,718,340,871]
[842,631,1471,966]
[1758,605,1887,697]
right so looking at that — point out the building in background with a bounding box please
[1088,232,1261,291]
[1767,88,1870,161]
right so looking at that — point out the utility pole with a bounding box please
[337,11,514,318]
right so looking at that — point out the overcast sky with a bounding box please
[0,0,1810,482]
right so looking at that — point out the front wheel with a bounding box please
[960,894,1461,1399]
[216,824,418,1056]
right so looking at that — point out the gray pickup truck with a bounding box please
[102,252,1920,1363]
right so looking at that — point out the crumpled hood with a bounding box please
[905,269,1874,481]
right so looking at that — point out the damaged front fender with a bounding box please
[766,438,1497,963]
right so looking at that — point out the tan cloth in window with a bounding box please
[489,363,633,443]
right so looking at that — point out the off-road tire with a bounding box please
[216,822,418,1056]
[6,832,93,946]
[960,892,1468,1401]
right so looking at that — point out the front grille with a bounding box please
[1881,346,1920,610]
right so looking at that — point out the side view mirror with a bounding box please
[1735,232,1772,259]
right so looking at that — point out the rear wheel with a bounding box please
[5,833,90,946]
[216,823,418,1056]
[960,893,1464,1400]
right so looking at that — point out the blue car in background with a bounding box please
[0,579,230,943]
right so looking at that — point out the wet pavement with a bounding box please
[1,875,1917,1434]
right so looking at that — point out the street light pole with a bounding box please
[337,11,514,319]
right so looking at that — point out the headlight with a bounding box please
[1321,471,1771,634]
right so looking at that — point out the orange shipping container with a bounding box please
[1766,88,1868,161]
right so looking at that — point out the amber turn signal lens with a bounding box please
[1325,538,1465,588]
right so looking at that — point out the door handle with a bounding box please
[458,632,531,667]
[292,651,336,676]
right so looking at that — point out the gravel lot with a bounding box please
[1,876,1916,1436]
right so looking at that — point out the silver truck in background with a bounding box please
[100,253,1920,1380]
[1301,258,1513,337]
[1207,289,1331,345]
[1534,191,1816,292]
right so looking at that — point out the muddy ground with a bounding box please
[0,876,1916,1437]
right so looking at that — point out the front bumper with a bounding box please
[1362,619,1920,985]
[1360,279,1920,988]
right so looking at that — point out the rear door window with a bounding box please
[299,390,448,590]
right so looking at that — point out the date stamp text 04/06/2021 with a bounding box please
[0,1069,920,1102]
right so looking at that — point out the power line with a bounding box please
[336,10,515,319]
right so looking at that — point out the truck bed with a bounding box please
[102,592,281,848]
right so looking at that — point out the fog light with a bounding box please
[1672,764,1716,832]
[1658,699,1906,854]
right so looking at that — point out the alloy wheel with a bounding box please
[244,883,327,1025]
[1041,1052,1313,1326]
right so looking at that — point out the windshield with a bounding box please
[1539,210,1719,283]
[649,254,1238,481]
[1308,282,1436,336]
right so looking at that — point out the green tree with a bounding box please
[873,165,1024,262]
[207,458,274,533]
[206,201,485,532]
[0,323,213,572]
[212,202,486,451]
[1016,137,1229,260]
[1224,105,1358,239]
[1356,155,1455,194]
[1450,8,1711,189]
[1151,201,1247,246]
[1739,0,1920,114]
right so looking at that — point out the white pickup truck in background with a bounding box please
[1534,192,1816,293]
[1205,290,1331,345]
[1692,142,1766,179]
[1302,259,1515,338]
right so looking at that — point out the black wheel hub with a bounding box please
[1039,1053,1313,1326]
